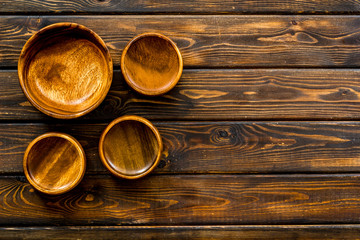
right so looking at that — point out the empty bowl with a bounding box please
[99,115,162,179]
[121,33,183,96]
[18,22,113,119]
[23,132,86,195]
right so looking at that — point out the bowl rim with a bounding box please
[18,22,113,119]
[23,132,86,195]
[120,32,183,96]
[99,115,163,179]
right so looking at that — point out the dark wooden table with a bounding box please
[1,1,360,239]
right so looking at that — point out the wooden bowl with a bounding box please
[99,115,162,179]
[121,33,183,96]
[23,132,86,195]
[18,22,113,119]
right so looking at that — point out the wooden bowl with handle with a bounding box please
[18,22,113,119]
[99,115,163,179]
[23,132,86,195]
[121,33,183,96]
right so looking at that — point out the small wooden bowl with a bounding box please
[23,132,86,195]
[121,33,183,96]
[18,22,113,119]
[99,115,162,179]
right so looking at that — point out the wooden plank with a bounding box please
[2,0,360,14]
[1,225,360,239]
[2,16,360,68]
[2,121,360,174]
[3,69,360,121]
[0,174,360,225]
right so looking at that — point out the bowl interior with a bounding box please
[123,35,181,95]
[26,135,84,193]
[19,24,112,118]
[102,119,160,176]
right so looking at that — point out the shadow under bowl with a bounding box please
[23,132,86,195]
[121,33,183,96]
[18,22,113,119]
[99,115,163,179]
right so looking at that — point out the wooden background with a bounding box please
[1,0,360,239]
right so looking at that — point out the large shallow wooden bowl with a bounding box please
[99,115,162,179]
[121,33,183,96]
[18,22,113,119]
[23,132,86,195]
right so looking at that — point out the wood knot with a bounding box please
[157,160,167,168]
[341,89,350,95]
[320,88,358,101]
[219,130,229,138]
[85,194,95,202]
[211,127,238,146]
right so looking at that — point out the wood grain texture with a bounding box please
[1,225,360,239]
[2,0,360,14]
[3,0,360,236]
[3,15,360,68]
[3,69,360,121]
[1,122,360,174]
[18,22,113,119]
[99,116,162,179]
[0,175,360,225]
[121,33,183,96]
[23,132,86,195]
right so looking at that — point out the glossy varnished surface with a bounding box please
[99,116,162,179]
[121,33,182,95]
[27,38,107,112]
[18,22,112,119]
[2,0,360,238]
[23,133,86,195]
